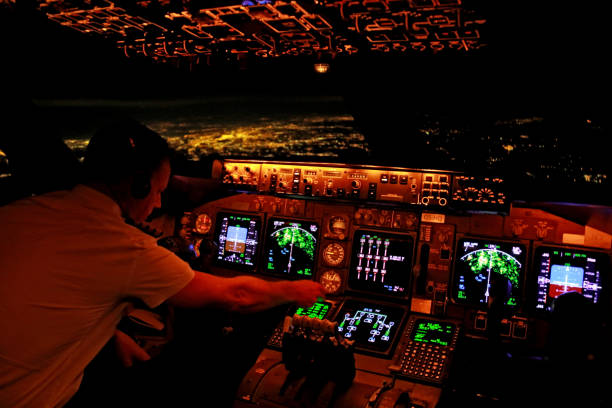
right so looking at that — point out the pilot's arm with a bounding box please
[167,272,324,313]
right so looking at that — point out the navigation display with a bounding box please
[452,238,527,307]
[336,299,406,355]
[264,218,319,279]
[214,212,261,271]
[348,230,414,296]
[534,246,607,312]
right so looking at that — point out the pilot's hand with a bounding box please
[289,280,325,307]
[114,329,151,367]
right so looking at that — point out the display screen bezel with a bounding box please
[262,216,321,280]
[212,211,262,272]
[409,318,456,347]
[346,229,415,298]
[334,298,407,357]
[531,244,609,314]
[450,236,528,308]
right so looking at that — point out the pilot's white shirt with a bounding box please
[0,185,194,408]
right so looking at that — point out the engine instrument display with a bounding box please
[264,218,319,278]
[213,212,261,271]
[534,246,607,312]
[348,230,414,296]
[452,238,526,307]
[336,299,406,355]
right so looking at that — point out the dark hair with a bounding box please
[83,118,171,186]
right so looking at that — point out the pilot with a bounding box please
[0,118,324,408]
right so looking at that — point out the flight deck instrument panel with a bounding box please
[264,217,319,279]
[395,314,459,384]
[451,237,527,307]
[172,158,612,408]
[335,299,407,357]
[348,230,414,297]
[533,245,607,312]
[214,159,509,212]
[213,212,261,272]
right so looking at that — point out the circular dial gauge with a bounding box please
[322,242,345,266]
[319,270,342,295]
[194,213,212,234]
[328,216,347,238]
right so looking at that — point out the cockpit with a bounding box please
[1,1,611,407]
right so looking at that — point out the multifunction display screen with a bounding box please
[264,218,319,279]
[294,301,332,320]
[348,230,413,296]
[336,299,405,354]
[410,319,456,347]
[534,246,606,312]
[214,212,261,271]
[452,238,526,307]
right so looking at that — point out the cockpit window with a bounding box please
[48,97,371,163]
[4,1,611,206]
[0,150,10,178]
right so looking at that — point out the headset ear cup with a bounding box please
[131,173,151,199]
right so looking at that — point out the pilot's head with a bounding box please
[83,118,172,223]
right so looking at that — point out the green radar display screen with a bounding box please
[452,238,526,307]
[264,218,319,279]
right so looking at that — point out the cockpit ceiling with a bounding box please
[37,0,487,65]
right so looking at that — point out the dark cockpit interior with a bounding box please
[1,1,611,407]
